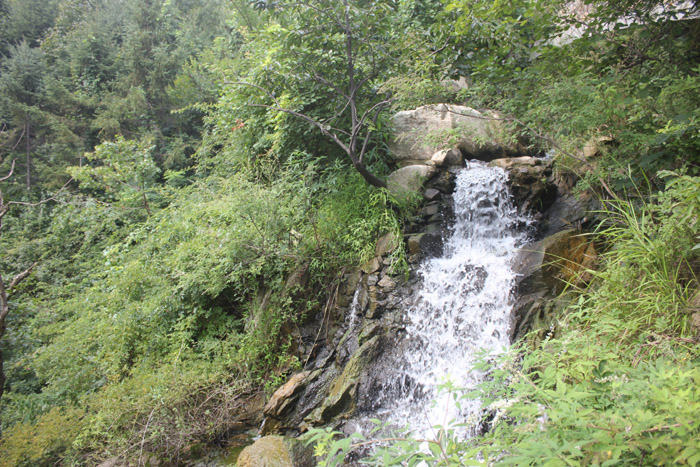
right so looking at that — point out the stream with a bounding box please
[347,161,532,439]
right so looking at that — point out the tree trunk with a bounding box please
[353,160,387,188]
[0,274,8,407]
[25,123,31,192]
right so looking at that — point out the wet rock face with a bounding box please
[487,156,603,345]
[489,156,557,216]
[257,157,458,436]
[258,154,566,438]
[261,371,316,435]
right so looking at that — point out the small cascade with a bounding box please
[346,285,362,328]
[350,161,531,438]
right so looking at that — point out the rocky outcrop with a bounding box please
[484,154,603,344]
[257,159,457,436]
[261,371,316,435]
[389,104,525,166]
[512,229,599,341]
[305,335,382,425]
[489,156,557,215]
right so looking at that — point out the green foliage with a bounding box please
[0,406,84,467]
[1,2,423,462]
[582,170,700,337]
[312,166,413,270]
[443,0,562,80]
[76,362,249,465]
[9,0,700,464]
[468,348,700,465]
[31,173,311,396]
[305,401,484,466]
[2,160,410,461]
[68,136,161,216]
[0,0,58,50]
[197,0,413,187]
[438,0,700,190]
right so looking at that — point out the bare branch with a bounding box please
[358,97,393,133]
[0,126,27,153]
[312,72,350,100]
[9,262,36,289]
[7,177,73,208]
[248,102,352,156]
[358,98,392,163]
[225,1,389,188]
[0,159,15,182]
[226,81,282,107]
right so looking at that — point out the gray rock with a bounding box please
[424,188,441,200]
[440,76,470,92]
[490,156,541,169]
[366,286,381,318]
[377,275,397,290]
[387,165,437,197]
[361,257,381,274]
[430,148,463,167]
[389,104,524,165]
[406,233,443,258]
[512,230,600,341]
[263,372,313,420]
[307,336,382,424]
[424,223,442,236]
[425,170,456,193]
[489,156,556,214]
[375,232,400,257]
[583,135,614,159]
[421,203,439,217]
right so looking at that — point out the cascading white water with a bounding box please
[355,161,531,438]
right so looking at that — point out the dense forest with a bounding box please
[0,0,699,465]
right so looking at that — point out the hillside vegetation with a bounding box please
[0,0,699,465]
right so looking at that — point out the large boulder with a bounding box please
[237,436,314,467]
[387,165,437,197]
[389,104,524,166]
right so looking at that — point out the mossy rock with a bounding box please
[236,436,314,467]
[306,335,382,424]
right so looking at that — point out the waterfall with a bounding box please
[350,161,531,438]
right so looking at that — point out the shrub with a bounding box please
[0,406,84,467]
